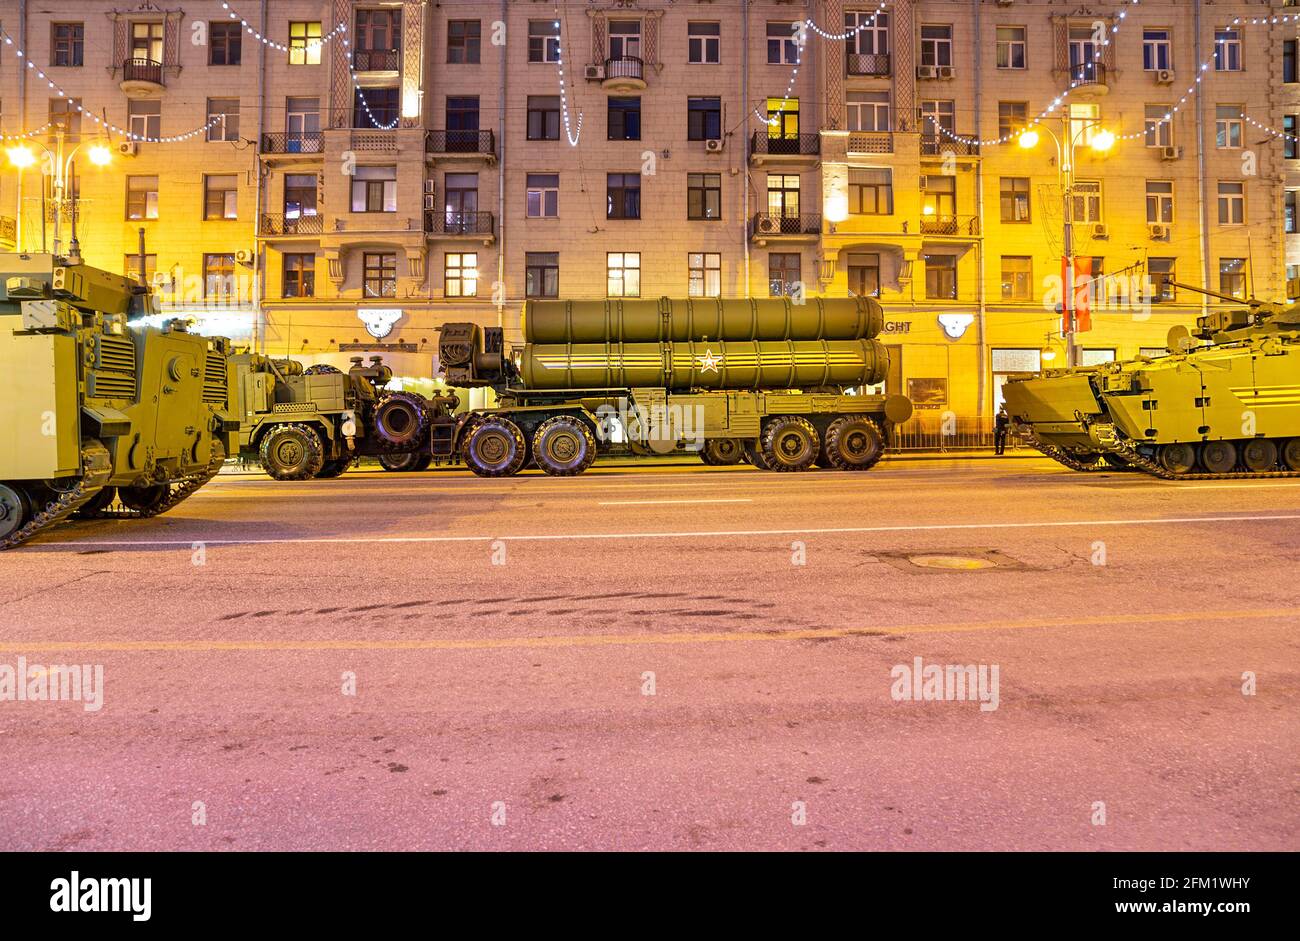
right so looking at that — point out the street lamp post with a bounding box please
[1018,120,1115,368]
[6,121,113,259]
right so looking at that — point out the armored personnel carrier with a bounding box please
[432,297,912,477]
[230,353,452,479]
[0,254,237,548]
[1003,283,1300,479]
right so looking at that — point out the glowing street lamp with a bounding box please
[87,143,114,167]
[1089,129,1116,154]
[6,145,37,169]
[1017,129,1040,150]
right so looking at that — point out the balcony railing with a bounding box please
[919,214,981,237]
[604,56,644,81]
[749,132,821,158]
[846,53,891,76]
[425,129,495,155]
[121,58,164,86]
[920,133,980,157]
[424,210,496,237]
[1068,60,1108,89]
[260,132,324,155]
[848,131,894,154]
[352,48,401,71]
[749,212,822,238]
[260,212,323,237]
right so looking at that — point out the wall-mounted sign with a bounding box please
[339,342,419,353]
[937,313,975,339]
[907,377,948,409]
[881,321,912,335]
[358,308,403,339]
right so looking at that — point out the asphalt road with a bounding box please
[1,455,1297,851]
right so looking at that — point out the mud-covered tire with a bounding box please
[703,438,745,466]
[761,417,819,472]
[1198,440,1238,474]
[119,484,169,512]
[316,457,352,478]
[260,423,326,480]
[463,418,528,477]
[1158,442,1197,476]
[824,415,885,471]
[1241,439,1278,473]
[0,483,32,540]
[532,416,597,476]
[374,392,430,449]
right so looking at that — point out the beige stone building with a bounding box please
[0,0,1295,424]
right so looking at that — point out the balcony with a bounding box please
[848,131,894,155]
[920,213,981,238]
[749,132,821,166]
[352,48,400,72]
[749,212,822,243]
[920,133,980,157]
[260,132,324,156]
[424,210,496,244]
[1066,61,1109,96]
[119,58,164,95]
[602,56,646,92]
[425,129,496,160]
[846,53,891,76]
[259,213,323,238]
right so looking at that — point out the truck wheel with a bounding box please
[703,438,744,466]
[744,441,773,470]
[1198,441,1237,474]
[1158,442,1196,476]
[316,457,352,478]
[698,447,716,466]
[0,484,32,540]
[260,423,326,480]
[824,415,885,471]
[533,416,597,476]
[374,392,429,448]
[464,418,527,477]
[761,417,819,472]
[378,452,423,472]
[1283,438,1300,471]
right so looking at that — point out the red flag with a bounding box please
[1060,256,1074,335]
[1073,256,1093,333]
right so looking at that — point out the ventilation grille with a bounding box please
[88,335,137,400]
[203,351,229,404]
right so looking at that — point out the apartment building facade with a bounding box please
[0,0,1295,419]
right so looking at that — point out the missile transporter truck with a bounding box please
[230,353,456,479]
[0,254,238,549]
[433,296,912,477]
[1003,283,1300,479]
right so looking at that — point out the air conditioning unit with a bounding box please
[423,194,437,210]
[936,66,955,80]
[704,138,724,153]
[118,141,139,157]
[1155,68,1175,85]
[584,64,605,81]
[424,179,435,194]
[1161,145,1183,161]
[916,65,937,79]
[757,215,782,234]
[234,249,255,265]
[1091,223,1109,240]
[1149,223,1171,240]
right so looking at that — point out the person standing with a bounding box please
[994,407,1010,456]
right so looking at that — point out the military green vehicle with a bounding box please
[0,254,237,549]
[230,353,454,479]
[432,297,913,477]
[1003,283,1300,479]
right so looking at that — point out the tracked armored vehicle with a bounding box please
[0,254,237,548]
[1004,283,1300,479]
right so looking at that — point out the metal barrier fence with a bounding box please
[890,416,1026,453]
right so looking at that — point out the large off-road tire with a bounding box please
[316,457,352,478]
[698,447,716,466]
[377,452,427,472]
[463,418,528,477]
[703,438,745,466]
[761,417,819,472]
[0,483,32,541]
[260,423,326,480]
[824,415,885,471]
[744,440,773,470]
[374,392,430,449]
[532,416,597,476]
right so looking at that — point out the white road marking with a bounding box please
[596,498,754,506]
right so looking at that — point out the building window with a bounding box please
[207,99,240,142]
[128,99,161,140]
[356,9,401,52]
[1287,116,1299,160]
[131,21,163,63]
[1215,106,1243,148]
[1143,29,1172,70]
[922,174,956,220]
[1287,191,1299,234]
[283,253,315,298]
[284,174,318,219]
[687,173,721,220]
[203,175,238,220]
[446,97,481,150]
[608,20,642,60]
[526,174,559,218]
[1145,106,1173,147]
[1287,41,1299,84]
[527,96,561,140]
[769,253,801,297]
[996,26,1026,69]
[991,349,1042,408]
[998,102,1027,140]
[606,173,641,219]
[351,166,397,212]
[203,253,236,300]
[1219,258,1247,298]
[352,87,398,129]
[51,23,84,67]
[849,168,893,215]
[688,22,721,64]
[362,253,397,298]
[767,22,800,64]
[443,173,479,231]
[919,99,954,135]
[1068,102,1101,148]
[445,252,478,297]
[687,97,722,140]
[919,25,952,67]
[526,252,559,298]
[1072,180,1102,223]
[767,174,800,217]
[846,10,889,57]
[766,96,800,140]
[1217,181,1245,225]
[847,91,891,132]
[1214,28,1242,71]
[126,176,159,220]
[1000,177,1031,223]
[924,253,957,299]
[1146,181,1174,224]
[688,252,721,297]
[1148,258,1176,301]
[289,22,322,66]
[1000,256,1033,301]
[607,252,641,297]
[608,97,642,141]
[846,252,880,298]
[447,20,481,64]
[124,254,158,287]
[1080,349,1116,367]
[210,22,242,65]
[528,20,560,63]
[286,98,321,149]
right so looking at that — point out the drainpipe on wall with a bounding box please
[1194,0,1211,316]
[253,0,268,354]
[972,0,987,420]
[742,0,751,298]
[497,0,507,330]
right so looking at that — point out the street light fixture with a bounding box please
[6,145,37,169]
[3,124,113,256]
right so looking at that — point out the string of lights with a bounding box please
[1,122,53,142]
[345,37,402,131]
[554,8,583,146]
[219,3,346,54]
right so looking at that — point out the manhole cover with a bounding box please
[907,554,999,571]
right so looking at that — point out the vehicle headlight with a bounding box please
[341,418,357,437]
